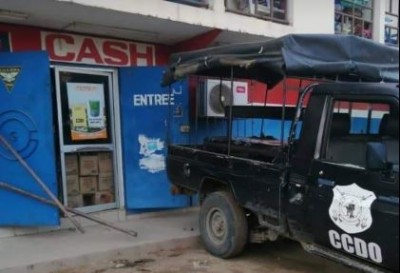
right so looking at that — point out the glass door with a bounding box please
[55,67,118,212]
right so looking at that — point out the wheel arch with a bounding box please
[199,176,237,204]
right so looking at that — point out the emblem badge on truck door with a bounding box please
[329,183,377,234]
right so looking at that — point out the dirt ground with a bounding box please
[59,239,359,273]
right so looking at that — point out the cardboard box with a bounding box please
[67,194,83,208]
[66,175,80,195]
[95,191,115,205]
[79,155,98,176]
[65,154,78,175]
[79,176,97,194]
[98,152,113,173]
[98,174,114,191]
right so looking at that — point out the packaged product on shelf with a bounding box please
[66,175,80,195]
[98,174,114,191]
[65,154,79,175]
[79,155,98,176]
[67,194,83,208]
[79,176,98,194]
[95,191,115,205]
[98,152,113,173]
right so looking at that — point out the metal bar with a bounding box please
[288,82,320,146]
[260,85,269,137]
[0,135,85,234]
[281,76,288,148]
[0,181,138,237]
[227,67,234,156]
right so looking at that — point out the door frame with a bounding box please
[54,65,125,212]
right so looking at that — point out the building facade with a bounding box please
[0,0,398,237]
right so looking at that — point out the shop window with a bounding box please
[335,0,373,39]
[165,0,209,7]
[385,0,399,46]
[225,0,288,22]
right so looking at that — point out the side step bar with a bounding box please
[302,243,391,273]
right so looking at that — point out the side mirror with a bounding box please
[367,142,387,171]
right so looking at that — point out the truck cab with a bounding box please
[287,83,399,272]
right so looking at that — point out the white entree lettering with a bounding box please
[133,94,174,106]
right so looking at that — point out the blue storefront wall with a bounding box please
[119,67,191,211]
[0,51,59,226]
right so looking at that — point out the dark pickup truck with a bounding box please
[162,35,399,273]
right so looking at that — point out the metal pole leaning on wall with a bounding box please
[0,135,85,234]
[0,182,138,237]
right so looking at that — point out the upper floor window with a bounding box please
[335,0,373,39]
[226,0,288,23]
[165,0,209,8]
[385,0,399,46]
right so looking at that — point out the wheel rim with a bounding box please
[206,207,228,245]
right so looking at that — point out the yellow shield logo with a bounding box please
[0,67,21,93]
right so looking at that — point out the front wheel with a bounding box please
[199,191,248,258]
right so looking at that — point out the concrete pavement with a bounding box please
[0,209,199,273]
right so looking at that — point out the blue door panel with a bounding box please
[0,51,59,226]
[120,67,190,210]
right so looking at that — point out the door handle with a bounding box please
[289,192,304,205]
[183,163,191,177]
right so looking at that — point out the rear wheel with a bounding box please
[199,191,248,258]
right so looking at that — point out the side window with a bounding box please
[323,100,396,169]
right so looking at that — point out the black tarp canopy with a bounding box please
[162,34,399,87]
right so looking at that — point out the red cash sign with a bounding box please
[42,32,155,66]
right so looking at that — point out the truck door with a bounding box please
[308,96,399,271]
[0,51,59,226]
[119,67,191,210]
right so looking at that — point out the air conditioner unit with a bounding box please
[198,79,249,118]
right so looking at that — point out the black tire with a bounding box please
[199,191,248,258]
